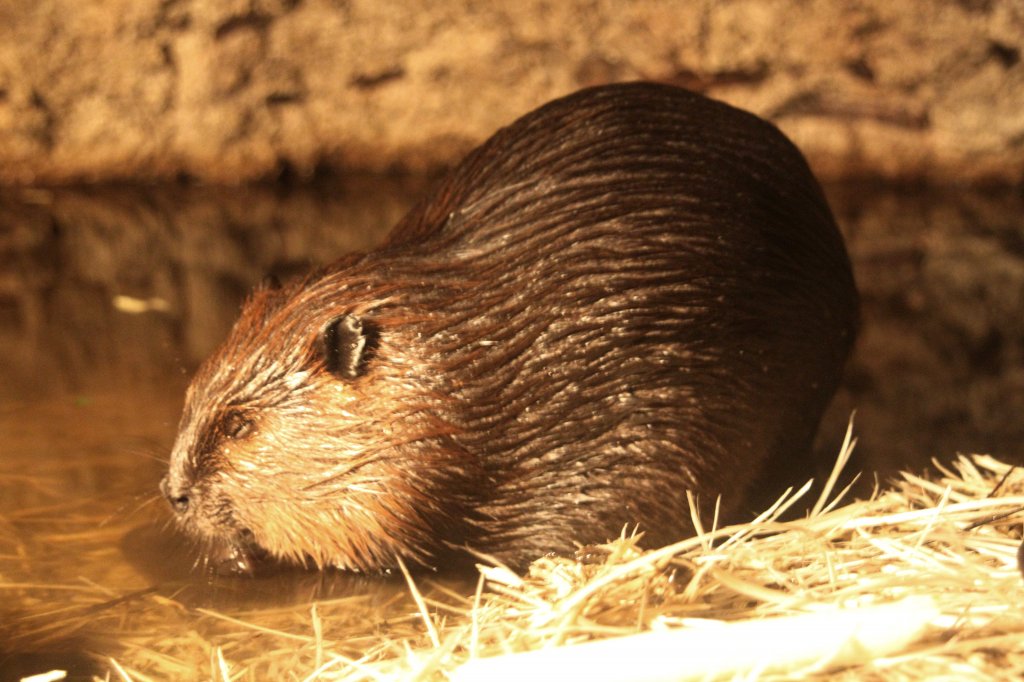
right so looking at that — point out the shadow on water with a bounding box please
[0,178,1022,673]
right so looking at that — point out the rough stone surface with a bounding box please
[1,0,1023,185]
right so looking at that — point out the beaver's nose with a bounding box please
[160,475,191,514]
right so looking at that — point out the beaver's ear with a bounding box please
[322,314,375,379]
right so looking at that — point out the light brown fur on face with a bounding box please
[164,286,481,572]
[210,384,468,572]
[162,82,858,574]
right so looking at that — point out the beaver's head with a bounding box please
[161,274,478,573]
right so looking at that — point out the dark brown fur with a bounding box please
[162,82,858,573]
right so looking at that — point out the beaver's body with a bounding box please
[162,82,858,572]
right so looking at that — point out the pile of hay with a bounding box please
[8,428,1024,681]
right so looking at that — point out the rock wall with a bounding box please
[1,0,1023,185]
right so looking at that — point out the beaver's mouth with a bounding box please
[204,528,266,576]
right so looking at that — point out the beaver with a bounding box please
[161,82,858,573]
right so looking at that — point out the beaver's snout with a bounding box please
[159,475,191,514]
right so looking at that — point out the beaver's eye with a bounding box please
[222,411,254,439]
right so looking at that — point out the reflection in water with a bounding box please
[0,177,431,392]
[1,180,1023,672]
[120,520,478,611]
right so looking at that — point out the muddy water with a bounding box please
[1,179,1022,676]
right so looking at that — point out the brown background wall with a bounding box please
[1,0,1023,186]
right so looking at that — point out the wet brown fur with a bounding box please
[164,82,859,572]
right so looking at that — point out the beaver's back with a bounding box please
[381,83,858,562]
